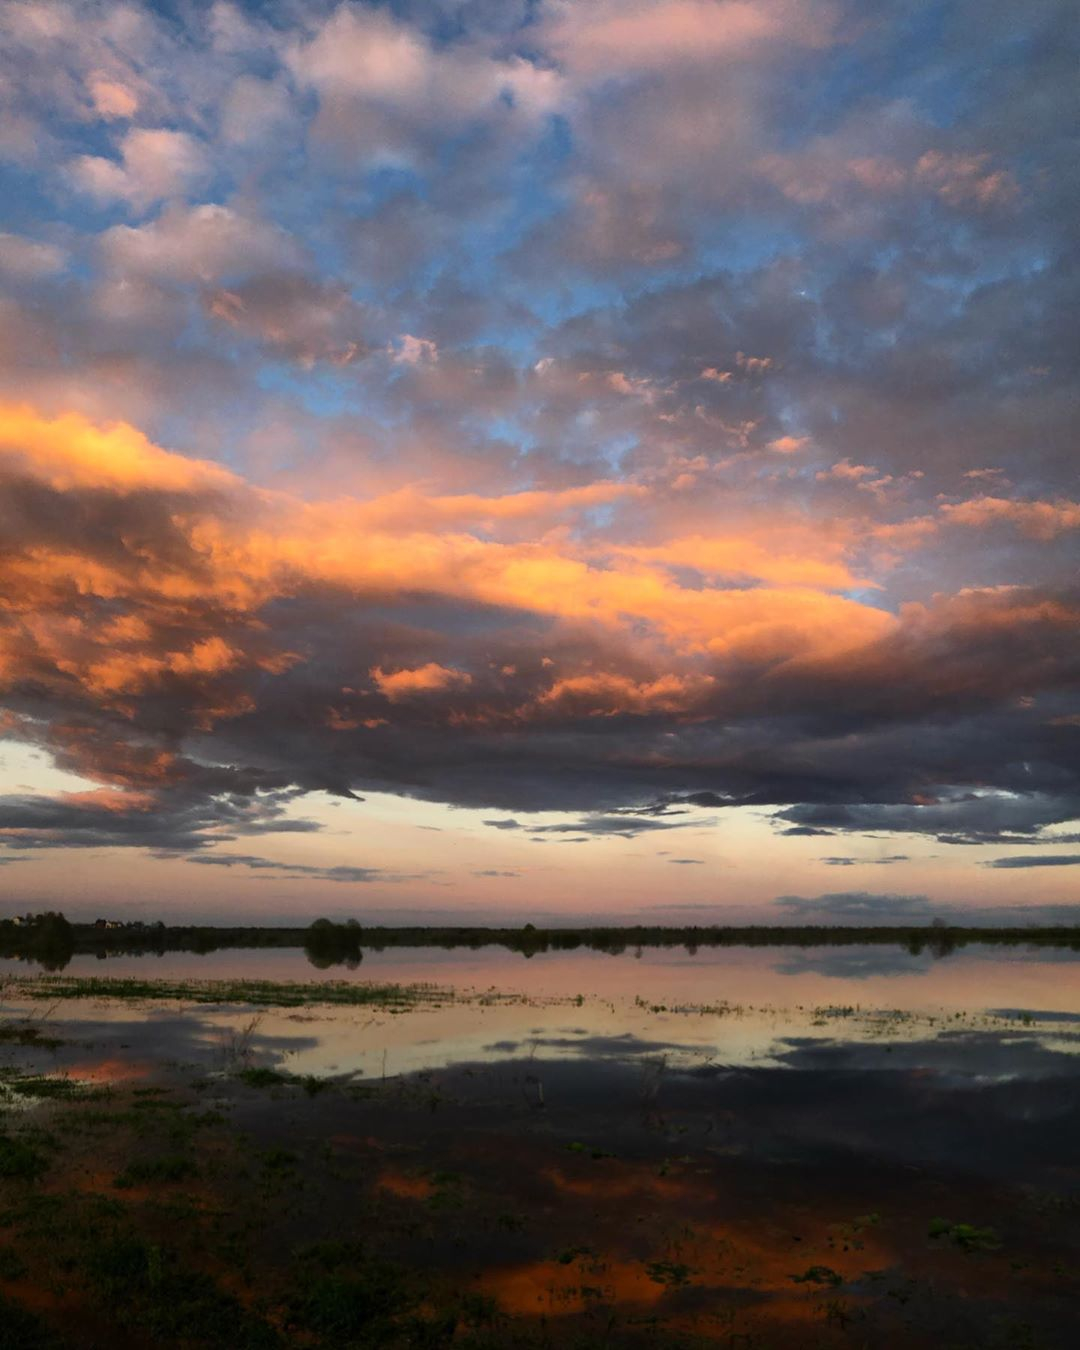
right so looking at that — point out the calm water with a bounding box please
[4,942,1079,1085]
[4,939,1080,1010]
[6,943,1080,1346]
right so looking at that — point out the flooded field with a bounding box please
[2,944,1080,1347]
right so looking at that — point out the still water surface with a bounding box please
[4,942,1079,1083]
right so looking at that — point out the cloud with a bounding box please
[822,854,909,866]
[371,664,472,701]
[984,855,1080,869]
[0,396,1075,854]
[941,496,1080,541]
[101,204,302,284]
[526,815,716,839]
[71,128,207,209]
[545,0,839,77]
[775,891,937,921]
[777,791,1080,846]
[0,233,67,279]
[203,275,369,367]
[0,784,318,853]
[0,1,1077,882]
[183,853,386,882]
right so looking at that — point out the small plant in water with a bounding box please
[645,1260,694,1288]
[928,1218,1001,1252]
[237,1066,290,1088]
[791,1265,844,1287]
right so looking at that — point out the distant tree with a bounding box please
[304,918,364,969]
[10,911,76,970]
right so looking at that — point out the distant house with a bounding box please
[93,919,124,930]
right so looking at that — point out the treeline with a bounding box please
[0,912,74,970]
[3,913,1080,971]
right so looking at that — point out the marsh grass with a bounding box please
[0,1025,64,1050]
[0,1070,101,1102]
[237,1066,290,1088]
[14,975,448,1009]
[86,1234,280,1348]
[285,1245,419,1342]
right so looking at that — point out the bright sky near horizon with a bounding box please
[0,0,1078,925]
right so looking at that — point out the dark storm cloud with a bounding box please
[775,784,1080,846]
[984,855,1080,869]
[775,892,938,921]
[822,855,908,866]
[526,815,717,839]
[0,786,318,853]
[183,854,391,883]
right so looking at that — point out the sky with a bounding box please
[0,0,1078,926]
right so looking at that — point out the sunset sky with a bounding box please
[0,0,1077,924]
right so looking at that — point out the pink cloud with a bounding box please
[70,128,207,209]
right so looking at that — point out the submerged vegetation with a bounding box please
[0,1050,1077,1349]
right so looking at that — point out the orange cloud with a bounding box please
[539,671,714,716]
[613,530,863,590]
[3,400,1073,791]
[371,663,472,700]
[941,495,1080,540]
[0,403,905,733]
[0,403,236,494]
